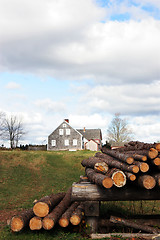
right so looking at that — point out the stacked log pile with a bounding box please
[81,141,160,190]
[10,188,85,232]
[10,141,160,235]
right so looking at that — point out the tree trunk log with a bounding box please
[110,215,160,234]
[94,153,139,174]
[107,168,126,187]
[133,154,147,162]
[102,147,134,164]
[29,216,42,230]
[58,201,79,227]
[33,192,65,217]
[11,208,34,232]
[138,175,156,189]
[70,202,85,225]
[152,173,160,187]
[124,172,136,181]
[42,187,72,230]
[85,167,113,189]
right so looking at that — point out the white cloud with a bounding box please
[34,98,66,113]
[5,81,21,89]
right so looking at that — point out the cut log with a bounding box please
[107,168,126,187]
[110,215,160,234]
[124,172,136,181]
[152,157,160,166]
[29,216,42,230]
[42,187,72,230]
[58,201,79,227]
[33,192,65,217]
[81,157,103,168]
[133,161,149,173]
[70,202,85,225]
[94,153,139,174]
[138,175,156,189]
[133,154,147,162]
[148,148,159,159]
[94,162,109,174]
[11,208,34,232]
[85,167,113,189]
[102,147,134,164]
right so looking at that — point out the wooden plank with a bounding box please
[71,182,160,201]
[90,233,159,239]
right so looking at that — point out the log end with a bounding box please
[143,176,156,189]
[11,216,24,232]
[129,174,136,181]
[102,177,113,189]
[126,157,134,164]
[132,165,139,173]
[59,218,69,228]
[148,148,158,159]
[29,217,42,230]
[142,156,147,161]
[33,202,49,218]
[70,215,81,225]
[112,171,126,187]
[42,217,54,230]
[153,158,160,166]
[139,163,149,173]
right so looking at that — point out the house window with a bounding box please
[63,123,66,128]
[66,129,70,135]
[73,139,77,146]
[51,140,56,146]
[59,129,63,135]
[64,139,69,146]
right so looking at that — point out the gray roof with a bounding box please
[76,129,102,141]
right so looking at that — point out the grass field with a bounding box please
[0,150,160,240]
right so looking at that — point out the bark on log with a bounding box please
[58,201,79,227]
[70,202,85,225]
[133,154,147,162]
[102,147,134,164]
[110,215,160,234]
[33,192,65,217]
[29,216,42,230]
[11,208,34,232]
[85,167,113,189]
[94,153,139,174]
[107,168,126,187]
[124,172,136,181]
[138,175,156,189]
[42,187,72,230]
[94,162,109,174]
[81,157,103,168]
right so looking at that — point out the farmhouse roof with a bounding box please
[77,128,102,141]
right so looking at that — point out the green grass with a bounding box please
[0,150,160,239]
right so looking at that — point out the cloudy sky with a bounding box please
[1,0,160,146]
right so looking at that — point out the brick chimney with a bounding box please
[64,119,69,123]
[83,127,86,132]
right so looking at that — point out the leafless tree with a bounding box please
[107,113,133,145]
[0,111,6,137]
[3,114,26,148]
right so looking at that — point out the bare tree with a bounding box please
[0,111,5,137]
[3,114,25,148]
[107,113,133,145]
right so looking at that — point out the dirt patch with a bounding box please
[0,209,19,230]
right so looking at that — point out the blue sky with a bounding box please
[1,0,160,146]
